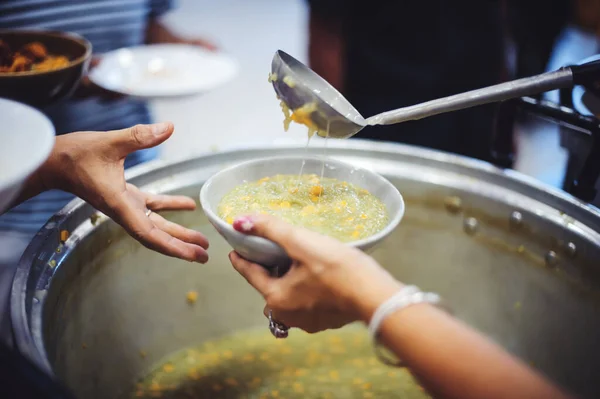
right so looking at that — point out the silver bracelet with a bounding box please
[368,285,443,367]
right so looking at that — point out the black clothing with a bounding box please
[308,0,569,163]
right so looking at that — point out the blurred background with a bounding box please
[151,0,310,160]
[150,0,599,189]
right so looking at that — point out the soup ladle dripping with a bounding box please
[270,50,600,139]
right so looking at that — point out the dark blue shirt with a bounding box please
[0,0,174,235]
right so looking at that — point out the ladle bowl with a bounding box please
[270,50,366,138]
[271,49,600,139]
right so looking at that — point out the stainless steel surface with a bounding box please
[200,155,405,269]
[10,139,600,399]
[271,50,575,138]
[367,69,574,126]
[271,50,365,139]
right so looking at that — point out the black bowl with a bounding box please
[0,30,92,107]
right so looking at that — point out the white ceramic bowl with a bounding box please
[0,98,55,214]
[200,156,405,269]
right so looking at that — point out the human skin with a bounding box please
[229,214,573,399]
[9,122,209,263]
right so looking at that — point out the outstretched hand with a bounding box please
[40,123,209,263]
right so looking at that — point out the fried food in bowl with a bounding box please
[0,30,91,106]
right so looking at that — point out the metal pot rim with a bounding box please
[11,138,600,374]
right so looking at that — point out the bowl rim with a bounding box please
[199,155,405,251]
[0,29,92,78]
[0,97,55,190]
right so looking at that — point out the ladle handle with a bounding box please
[572,59,600,86]
[365,62,600,126]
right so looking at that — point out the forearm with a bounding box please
[308,9,345,91]
[146,18,177,45]
[145,18,217,50]
[145,0,176,44]
[6,136,76,211]
[7,169,48,211]
[353,286,571,399]
[573,0,600,35]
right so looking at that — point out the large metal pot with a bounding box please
[10,140,600,399]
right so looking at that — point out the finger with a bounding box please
[188,39,218,51]
[262,305,302,330]
[114,201,208,263]
[108,123,175,159]
[89,56,103,69]
[74,79,124,101]
[149,212,209,249]
[73,76,95,98]
[146,194,197,211]
[79,57,125,101]
[262,306,290,324]
[96,85,126,101]
[263,305,284,323]
[232,214,329,258]
[228,251,273,294]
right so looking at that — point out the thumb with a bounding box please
[110,122,174,158]
[232,214,320,258]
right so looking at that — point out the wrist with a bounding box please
[37,150,58,192]
[38,136,72,192]
[146,19,177,45]
[7,140,61,208]
[350,277,404,324]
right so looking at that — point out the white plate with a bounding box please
[89,44,238,98]
[0,98,55,214]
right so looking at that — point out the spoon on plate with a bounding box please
[270,50,600,139]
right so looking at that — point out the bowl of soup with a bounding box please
[200,156,405,269]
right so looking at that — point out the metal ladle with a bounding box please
[271,50,600,139]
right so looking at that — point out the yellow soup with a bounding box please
[131,325,430,399]
[218,174,388,242]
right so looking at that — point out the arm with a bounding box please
[228,214,573,399]
[145,18,217,50]
[362,299,570,399]
[308,7,345,91]
[145,0,217,50]
[307,2,346,91]
[7,123,209,263]
[573,0,600,36]
[12,170,47,209]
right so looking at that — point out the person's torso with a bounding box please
[0,0,163,235]
[0,0,158,134]
[334,1,506,161]
[343,1,506,103]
